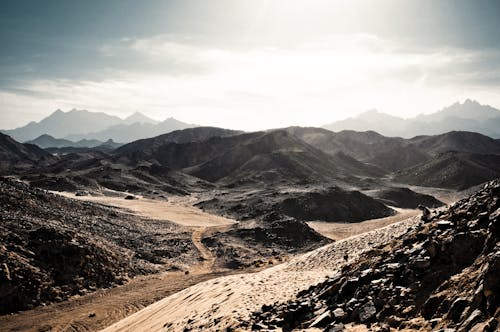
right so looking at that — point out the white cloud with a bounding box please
[2,34,500,130]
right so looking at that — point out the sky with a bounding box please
[1,0,500,130]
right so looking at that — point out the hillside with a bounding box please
[118,129,384,186]
[373,187,445,209]
[197,186,395,223]
[0,133,56,173]
[243,179,500,331]
[408,131,500,155]
[0,178,196,314]
[116,127,242,155]
[290,127,500,176]
[395,152,500,190]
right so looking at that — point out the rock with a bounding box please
[261,304,273,312]
[124,195,136,200]
[437,221,453,230]
[448,298,469,323]
[489,208,500,221]
[251,322,267,330]
[338,278,359,299]
[358,300,377,323]
[0,263,11,281]
[88,312,96,318]
[458,309,483,332]
[309,310,332,328]
[413,256,431,270]
[422,294,444,319]
[327,323,345,332]
[332,308,347,320]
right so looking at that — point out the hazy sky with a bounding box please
[1,0,500,130]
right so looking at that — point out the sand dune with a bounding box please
[103,216,419,331]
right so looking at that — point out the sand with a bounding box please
[102,215,420,332]
[57,192,236,227]
[307,207,420,240]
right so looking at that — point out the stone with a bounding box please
[448,298,469,323]
[358,300,377,323]
[413,257,431,270]
[309,310,332,328]
[327,323,345,332]
[459,309,484,332]
[422,294,444,319]
[489,208,500,221]
[437,221,453,230]
[338,278,359,299]
[0,263,11,281]
[332,308,347,320]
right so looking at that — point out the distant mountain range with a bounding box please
[2,126,500,190]
[25,134,123,151]
[323,99,500,138]
[26,134,103,149]
[2,109,196,143]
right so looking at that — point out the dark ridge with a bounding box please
[395,151,500,190]
[196,186,395,223]
[373,187,445,209]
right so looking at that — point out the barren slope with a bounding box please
[102,215,420,332]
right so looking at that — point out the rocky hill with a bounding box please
[373,187,445,209]
[197,186,395,223]
[243,179,500,331]
[0,178,196,314]
[0,133,56,173]
[118,129,384,187]
[395,152,500,190]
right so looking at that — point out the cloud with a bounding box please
[2,33,500,130]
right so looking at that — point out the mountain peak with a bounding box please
[123,111,158,125]
[463,98,480,106]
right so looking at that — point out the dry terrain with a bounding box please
[57,191,236,227]
[1,188,423,332]
[103,215,420,331]
[307,208,420,240]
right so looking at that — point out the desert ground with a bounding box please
[0,190,423,332]
[102,211,420,332]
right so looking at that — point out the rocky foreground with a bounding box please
[243,180,500,331]
[0,177,196,314]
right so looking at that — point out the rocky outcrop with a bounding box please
[242,179,500,331]
[202,213,332,269]
[374,187,445,209]
[197,186,395,223]
[0,177,195,314]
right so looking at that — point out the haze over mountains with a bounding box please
[324,99,500,138]
[1,109,196,143]
[2,99,500,148]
